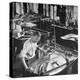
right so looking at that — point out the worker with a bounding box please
[18,31,41,72]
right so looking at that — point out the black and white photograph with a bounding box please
[9,2,78,78]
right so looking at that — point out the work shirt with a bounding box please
[19,39,38,59]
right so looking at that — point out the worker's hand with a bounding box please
[26,68,31,72]
[26,67,34,73]
[30,67,34,72]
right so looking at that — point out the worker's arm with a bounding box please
[21,57,29,69]
[18,49,29,69]
[19,40,30,69]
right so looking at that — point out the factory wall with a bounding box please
[10,2,78,27]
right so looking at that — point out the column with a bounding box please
[50,5,54,19]
[74,6,78,21]
[16,2,21,15]
[33,3,38,13]
[27,3,30,13]
[29,3,33,12]
[43,4,46,16]
[46,4,49,17]
[54,5,57,20]
[65,6,70,26]
[20,3,24,15]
